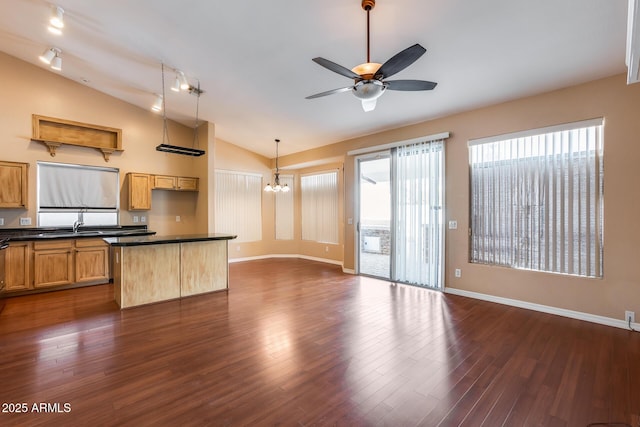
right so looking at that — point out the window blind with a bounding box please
[38,162,119,211]
[301,171,339,244]
[275,175,294,240]
[469,119,604,278]
[214,170,262,243]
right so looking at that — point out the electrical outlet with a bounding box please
[0,218,4,226]
[20,217,31,226]
[325,246,329,252]
[176,216,181,222]
[625,311,635,324]
[455,268,461,278]
[141,216,146,223]
[133,215,139,223]
[448,220,458,229]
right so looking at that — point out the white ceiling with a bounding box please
[0,0,629,158]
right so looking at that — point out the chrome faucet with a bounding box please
[73,209,85,233]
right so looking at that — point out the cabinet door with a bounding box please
[153,175,176,190]
[128,173,151,210]
[75,239,109,283]
[5,242,32,291]
[33,240,74,288]
[0,161,28,208]
[176,177,198,191]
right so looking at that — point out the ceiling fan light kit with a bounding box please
[306,0,437,112]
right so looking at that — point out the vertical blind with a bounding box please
[469,118,604,278]
[275,175,294,240]
[301,171,339,244]
[214,170,262,242]
[392,140,445,289]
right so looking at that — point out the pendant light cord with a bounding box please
[193,81,200,149]
[161,63,171,146]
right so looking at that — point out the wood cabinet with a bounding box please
[5,242,32,291]
[127,172,199,211]
[127,173,152,210]
[75,239,109,284]
[153,175,198,191]
[0,161,29,209]
[4,238,112,294]
[33,240,74,288]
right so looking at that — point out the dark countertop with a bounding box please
[0,226,155,241]
[104,233,237,247]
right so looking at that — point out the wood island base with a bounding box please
[107,234,235,309]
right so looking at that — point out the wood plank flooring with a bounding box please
[0,258,638,426]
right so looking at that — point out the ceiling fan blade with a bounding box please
[385,80,437,91]
[305,86,354,99]
[312,57,361,79]
[374,44,427,80]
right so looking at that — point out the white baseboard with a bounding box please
[444,287,638,331]
[229,253,343,267]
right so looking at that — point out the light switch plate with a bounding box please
[133,215,139,223]
[141,216,146,223]
[0,218,4,226]
[20,217,32,226]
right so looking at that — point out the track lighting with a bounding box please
[50,53,62,71]
[171,73,181,92]
[151,94,163,112]
[49,5,65,29]
[39,47,57,64]
[39,47,62,71]
[178,71,190,90]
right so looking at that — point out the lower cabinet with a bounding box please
[5,238,111,293]
[33,240,74,288]
[75,239,109,283]
[5,242,32,291]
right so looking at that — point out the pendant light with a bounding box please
[264,139,290,192]
[155,63,205,156]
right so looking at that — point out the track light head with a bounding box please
[50,5,65,29]
[39,47,56,64]
[151,94,163,112]
[171,73,181,92]
[50,53,62,71]
[178,71,190,90]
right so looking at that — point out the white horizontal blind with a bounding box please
[275,175,294,240]
[215,170,262,242]
[469,119,604,278]
[301,171,338,244]
[38,162,119,211]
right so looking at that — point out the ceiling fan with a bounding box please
[306,0,437,112]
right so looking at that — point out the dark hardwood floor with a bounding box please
[0,258,638,426]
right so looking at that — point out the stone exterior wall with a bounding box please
[361,226,390,255]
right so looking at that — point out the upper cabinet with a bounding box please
[127,173,152,211]
[153,175,198,191]
[127,173,199,211]
[0,160,29,209]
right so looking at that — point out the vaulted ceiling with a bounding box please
[0,0,628,157]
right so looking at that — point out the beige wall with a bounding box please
[213,139,344,262]
[0,52,208,235]
[277,73,640,321]
[2,48,639,321]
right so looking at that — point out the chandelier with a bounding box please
[264,139,290,193]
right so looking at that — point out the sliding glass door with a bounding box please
[358,155,391,279]
[357,139,445,289]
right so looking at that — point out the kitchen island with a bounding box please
[105,234,236,309]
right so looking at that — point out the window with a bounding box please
[301,171,339,244]
[215,170,262,242]
[469,118,604,278]
[37,162,119,227]
[275,175,294,240]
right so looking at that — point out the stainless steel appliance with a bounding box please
[0,238,8,313]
